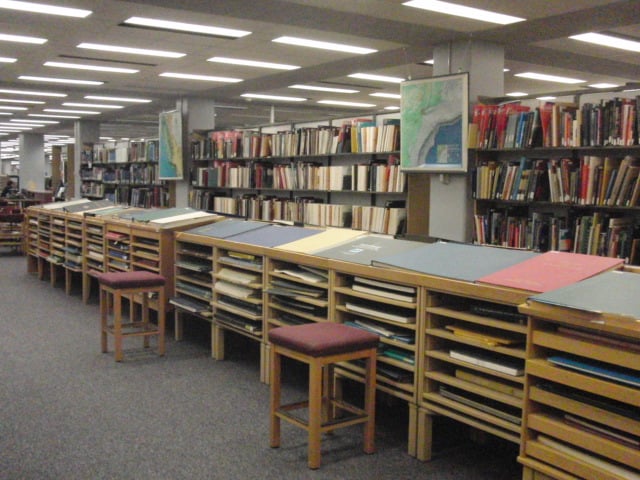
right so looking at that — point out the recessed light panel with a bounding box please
[123,17,250,38]
[208,57,299,70]
[514,72,585,84]
[0,0,91,17]
[78,42,185,58]
[273,36,376,55]
[403,0,524,25]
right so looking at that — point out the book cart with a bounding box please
[518,272,640,480]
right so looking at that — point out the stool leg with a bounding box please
[308,358,323,469]
[269,348,281,448]
[100,287,108,354]
[363,351,376,454]
[142,291,150,349]
[114,291,123,362]
[157,289,165,356]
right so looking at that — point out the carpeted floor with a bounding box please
[0,252,521,479]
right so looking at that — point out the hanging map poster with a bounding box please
[400,72,468,172]
[159,109,184,180]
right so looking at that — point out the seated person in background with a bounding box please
[1,180,15,197]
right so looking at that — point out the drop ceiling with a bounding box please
[0,0,638,145]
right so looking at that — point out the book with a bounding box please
[345,300,415,324]
[476,250,624,293]
[345,319,414,344]
[454,369,523,398]
[352,282,416,303]
[213,280,257,299]
[438,385,521,425]
[313,233,424,266]
[536,435,640,480]
[548,355,640,388]
[449,349,524,376]
[268,278,325,298]
[444,325,523,347]
[226,224,323,248]
[528,270,640,318]
[274,227,365,254]
[563,413,640,448]
[169,296,212,316]
[272,268,325,284]
[372,241,538,283]
[214,267,261,286]
[185,218,269,239]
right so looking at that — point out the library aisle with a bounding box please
[0,253,521,480]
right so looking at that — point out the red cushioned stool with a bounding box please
[97,270,166,362]
[269,322,379,469]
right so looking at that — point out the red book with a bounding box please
[476,251,624,293]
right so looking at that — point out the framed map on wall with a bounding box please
[400,72,469,173]
[159,109,184,180]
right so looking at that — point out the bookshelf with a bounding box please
[187,116,420,237]
[518,295,640,480]
[470,96,640,265]
[81,139,169,208]
[417,279,531,461]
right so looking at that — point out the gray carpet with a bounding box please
[0,253,521,479]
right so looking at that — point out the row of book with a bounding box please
[81,164,161,185]
[192,157,406,193]
[470,97,639,149]
[91,139,159,164]
[104,186,170,208]
[189,119,400,160]
[474,154,640,207]
[474,210,639,263]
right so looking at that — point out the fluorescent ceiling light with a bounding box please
[78,42,185,58]
[0,112,12,115]
[348,73,405,83]
[384,106,400,110]
[29,113,79,119]
[11,118,58,123]
[536,96,557,101]
[0,56,16,62]
[63,102,123,109]
[403,0,524,25]
[0,125,30,129]
[0,105,27,110]
[19,75,103,85]
[0,98,44,104]
[85,95,151,103]
[160,72,242,83]
[0,121,43,127]
[241,93,306,102]
[589,83,619,89]
[570,32,640,53]
[370,92,401,99]
[208,56,299,70]
[289,84,358,93]
[273,36,376,55]
[424,59,434,65]
[123,16,250,38]
[506,92,528,97]
[514,72,585,84]
[0,33,46,44]
[317,100,376,107]
[0,88,66,97]
[0,0,90,17]
[44,61,138,74]
[43,108,100,114]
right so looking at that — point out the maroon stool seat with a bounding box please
[97,271,166,362]
[269,322,379,469]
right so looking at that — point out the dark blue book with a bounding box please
[548,355,640,388]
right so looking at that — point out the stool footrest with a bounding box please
[276,399,370,434]
[105,322,161,337]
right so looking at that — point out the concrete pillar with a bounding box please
[74,120,100,199]
[18,133,45,191]
[428,40,504,242]
[173,97,216,207]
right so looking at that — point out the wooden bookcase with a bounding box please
[471,144,640,265]
[82,139,169,207]
[518,299,640,480]
[416,277,531,461]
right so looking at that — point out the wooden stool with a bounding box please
[97,271,166,362]
[269,322,379,469]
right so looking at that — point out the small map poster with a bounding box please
[159,109,184,180]
[400,72,468,172]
